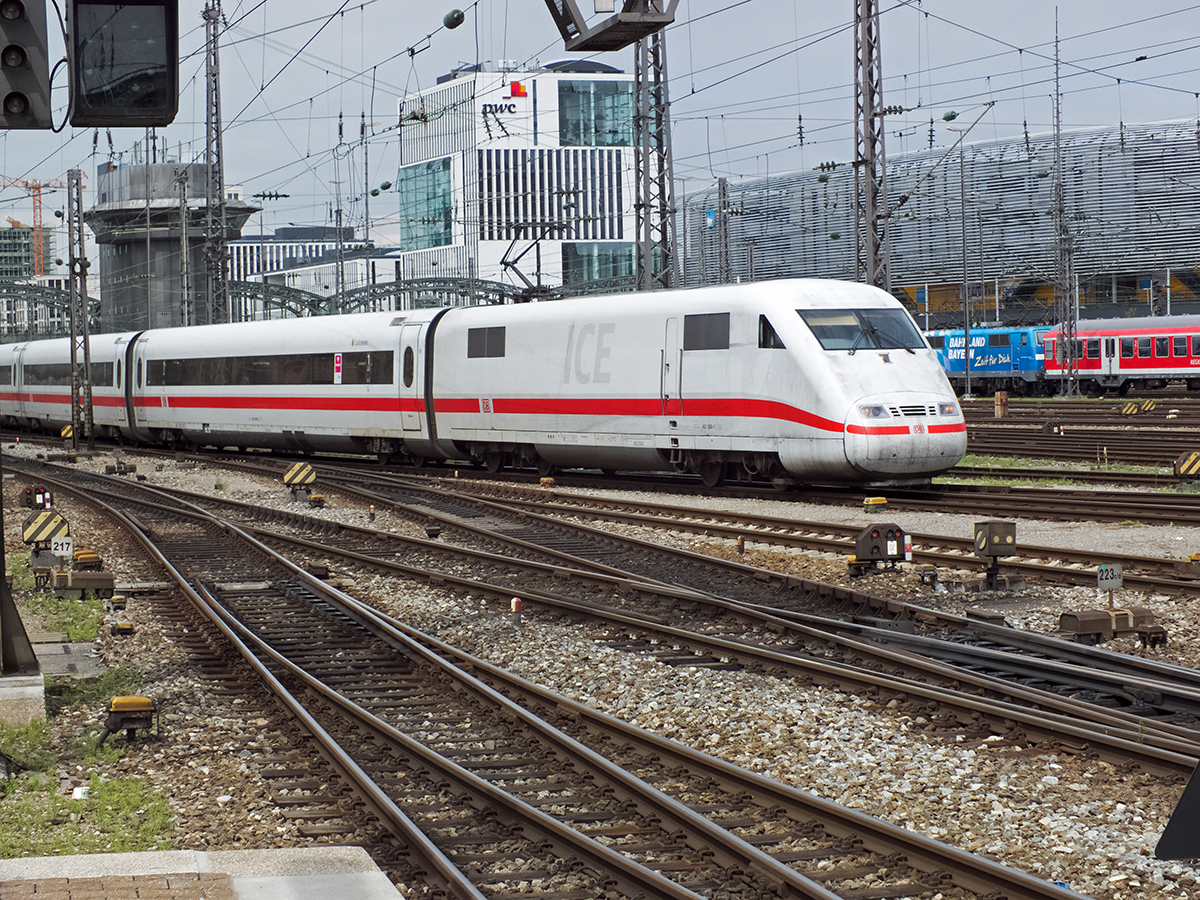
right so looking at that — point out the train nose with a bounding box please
[844,396,967,477]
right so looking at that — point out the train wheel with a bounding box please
[484,451,504,473]
[410,455,427,468]
[698,460,726,488]
[600,469,616,478]
[1117,381,1131,397]
[536,457,557,477]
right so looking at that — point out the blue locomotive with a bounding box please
[925,325,1051,395]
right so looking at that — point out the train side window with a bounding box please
[1155,336,1169,357]
[1138,337,1152,357]
[1018,333,1028,345]
[137,358,142,389]
[987,334,1007,348]
[1193,336,1200,357]
[926,334,945,349]
[684,313,730,350]
[0,365,10,384]
[1120,338,1134,358]
[467,327,506,358]
[758,315,785,349]
[1174,336,1188,357]
[403,348,415,387]
[116,359,121,386]
[1086,338,1100,359]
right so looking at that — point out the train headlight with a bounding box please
[858,405,888,419]
[938,402,958,416]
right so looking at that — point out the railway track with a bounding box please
[6,460,1097,900]
[18,457,1200,760]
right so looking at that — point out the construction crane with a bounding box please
[0,176,70,276]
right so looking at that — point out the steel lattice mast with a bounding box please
[633,23,675,290]
[852,0,889,291]
[1051,17,1079,396]
[67,169,94,452]
[204,0,229,325]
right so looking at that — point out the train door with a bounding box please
[11,343,27,419]
[400,323,424,433]
[1103,337,1118,379]
[662,317,681,415]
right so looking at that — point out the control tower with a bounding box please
[86,161,257,330]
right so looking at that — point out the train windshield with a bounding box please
[797,308,924,351]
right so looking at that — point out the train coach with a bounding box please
[1044,315,1200,395]
[0,279,966,487]
[925,324,1051,395]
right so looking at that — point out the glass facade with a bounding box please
[559,80,634,147]
[397,157,454,251]
[562,242,635,286]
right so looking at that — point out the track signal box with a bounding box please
[0,0,52,129]
[68,0,178,127]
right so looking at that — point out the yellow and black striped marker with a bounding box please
[61,424,73,439]
[22,510,69,544]
[1121,401,1139,416]
[1176,451,1200,478]
[1141,399,1157,413]
[283,463,316,487]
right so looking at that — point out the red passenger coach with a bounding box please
[1044,315,1200,395]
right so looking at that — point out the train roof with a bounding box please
[1047,314,1200,333]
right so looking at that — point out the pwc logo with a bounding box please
[482,81,528,116]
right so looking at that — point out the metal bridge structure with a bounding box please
[0,275,575,341]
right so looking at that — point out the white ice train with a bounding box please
[0,279,966,487]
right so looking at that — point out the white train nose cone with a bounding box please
[844,397,966,477]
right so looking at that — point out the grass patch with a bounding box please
[44,665,144,718]
[7,554,105,642]
[955,453,1165,474]
[0,773,172,856]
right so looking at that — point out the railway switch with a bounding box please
[1059,607,1157,645]
[99,696,157,745]
[849,523,911,576]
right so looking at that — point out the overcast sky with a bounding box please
[6,1,1199,255]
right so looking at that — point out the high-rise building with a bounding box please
[0,221,52,278]
[394,60,638,296]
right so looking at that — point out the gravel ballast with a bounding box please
[4,447,1198,899]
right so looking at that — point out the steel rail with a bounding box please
[71,493,488,899]
[351,603,1100,900]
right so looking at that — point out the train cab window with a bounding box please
[467,326,506,358]
[1086,338,1100,359]
[1120,338,1134,358]
[403,348,415,388]
[797,308,923,351]
[757,315,786,349]
[1155,337,1169,358]
[1138,337,1152,358]
[1174,336,1188,357]
[684,313,730,350]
